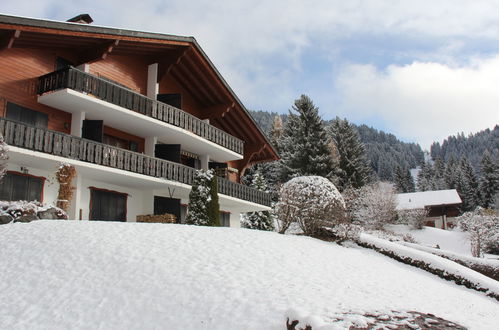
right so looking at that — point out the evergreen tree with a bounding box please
[185,170,214,226]
[404,167,416,192]
[394,165,405,193]
[433,157,446,189]
[444,154,458,189]
[241,172,275,231]
[395,165,416,193]
[207,175,220,226]
[417,162,436,191]
[329,117,372,190]
[479,151,498,209]
[457,157,480,212]
[278,95,335,182]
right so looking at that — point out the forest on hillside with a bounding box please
[430,125,499,173]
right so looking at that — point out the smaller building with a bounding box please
[396,189,462,229]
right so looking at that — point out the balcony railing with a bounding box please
[0,118,270,207]
[37,67,244,155]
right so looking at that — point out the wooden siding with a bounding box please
[89,55,148,94]
[159,74,205,118]
[0,48,71,133]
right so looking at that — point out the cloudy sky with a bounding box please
[3,0,499,149]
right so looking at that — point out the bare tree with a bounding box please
[398,208,428,229]
[351,182,397,230]
[458,207,498,257]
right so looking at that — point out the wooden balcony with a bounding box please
[37,67,244,156]
[0,118,270,207]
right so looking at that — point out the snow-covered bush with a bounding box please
[185,170,220,226]
[330,222,362,242]
[458,207,499,257]
[350,182,397,230]
[275,176,346,236]
[0,134,8,181]
[241,172,274,231]
[397,208,428,229]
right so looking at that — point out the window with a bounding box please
[220,212,230,227]
[90,188,127,222]
[0,172,44,202]
[103,134,139,152]
[6,103,48,128]
[103,134,129,150]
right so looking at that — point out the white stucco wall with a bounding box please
[5,160,257,227]
[77,177,153,222]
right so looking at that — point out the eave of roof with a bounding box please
[0,13,279,160]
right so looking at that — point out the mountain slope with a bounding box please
[0,221,497,329]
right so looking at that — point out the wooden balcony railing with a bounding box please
[0,118,270,207]
[37,67,244,155]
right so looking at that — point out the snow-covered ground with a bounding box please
[1,221,498,329]
[388,224,491,258]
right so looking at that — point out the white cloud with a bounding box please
[334,57,499,149]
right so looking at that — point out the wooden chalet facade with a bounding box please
[0,14,278,226]
[396,189,462,229]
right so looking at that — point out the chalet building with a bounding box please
[396,189,462,229]
[0,14,278,226]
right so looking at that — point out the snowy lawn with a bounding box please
[0,221,498,329]
[388,224,499,260]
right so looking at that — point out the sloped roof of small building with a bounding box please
[396,189,462,210]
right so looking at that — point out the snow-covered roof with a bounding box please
[396,189,462,210]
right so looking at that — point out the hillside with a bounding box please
[1,221,497,329]
[249,110,424,181]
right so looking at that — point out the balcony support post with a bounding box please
[230,212,241,228]
[70,111,85,137]
[139,190,155,222]
[76,63,90,73]
[145,136,158,157]
[200,154,209,171]
[147,63,159,99]
[68,174,83,220]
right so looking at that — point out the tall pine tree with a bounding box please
[457,157,480,212]
[329,117,372,190]
[278,95,334,182]
[479,151,498,209]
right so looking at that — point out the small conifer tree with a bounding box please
[185,170,214,226]
[207,175,220,226]
[241,172,275,231]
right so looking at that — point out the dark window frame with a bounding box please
[5,102,48,129]
[0,171,45,202]
[89,187,128,222]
